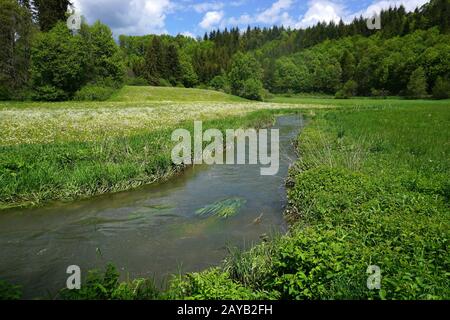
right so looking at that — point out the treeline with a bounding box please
[120,0,450,100]
[268,28,450,98]
[0,0,124,101]
[1,0,449,101]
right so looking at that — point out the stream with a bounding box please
[0,115,304,298]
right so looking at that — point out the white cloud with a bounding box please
[296,0,343,28]
[193,2,224,13]
[256,0,294,24]
[199,10,224,29]
[351,0,430,21]
[225,0,295,28]
[72,0,173,36]
[180,31,196,38]
[295,0,430,28]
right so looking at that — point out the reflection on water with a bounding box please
[0,115,304,298]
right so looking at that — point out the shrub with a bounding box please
[335,80,358,99]
[241,78,264,101]
[158,78,172,87]
[210,74,230,93]
[74,85,115,101]
[371,88,389,99]
[31,85,69,101]
[126,77,149,86]
[432,77,450,99]
[166,269,277,300]
[0,280,22,300]
[59,264,159,300]
[0,85,11,100]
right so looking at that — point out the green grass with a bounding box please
[268,95,450,108]
[163,102,450,300]
[109,86,248,102]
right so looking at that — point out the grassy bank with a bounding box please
[156,102,449,300]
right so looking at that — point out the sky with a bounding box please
[71,0,431,38]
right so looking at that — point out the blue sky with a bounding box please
[71,0,431,37]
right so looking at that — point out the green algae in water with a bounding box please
[196,198,247,219]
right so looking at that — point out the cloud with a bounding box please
[199,10,224,29]
[192,2,224,13]
[296,0,343,28]
[354,0,429,19]
[71,0,173,36]
[225,0,296,28]
[180,31,196,38]
[256,0,294,24]
[295,0,430,28]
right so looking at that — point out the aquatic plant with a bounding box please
[196,198,247,219]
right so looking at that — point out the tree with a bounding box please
[432,76,450,99]
[340,49,356,82]
[407,67,428,98]
[144,37,165,85]
[0,0,33,100]
[30,20,123,101]
[228,52,263,100]
[30,22,87,100]
[165,44,182,85]
[273,57,302,93]
[179,52,198,88]
[33,0,72,32]
[81,21,125,86]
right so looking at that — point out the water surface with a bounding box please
[0,115,304,298]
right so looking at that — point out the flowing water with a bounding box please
[0,115,304,298]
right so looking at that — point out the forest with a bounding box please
[1,0,449,102]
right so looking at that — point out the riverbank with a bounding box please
[162,102,449,300]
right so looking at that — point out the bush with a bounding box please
[31,85,69,101]
[59,264,159,300]
[0,280,22,300]
[158,78,172,87]
[371,88,389,99]
[241,78,264,101]
[335,80,358,99]
[167,269,277,300]
[0,85,11,100]
[126,77,149,86]
[432,77,450,99]
[210,75,230,93]
[74,85,116,101]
